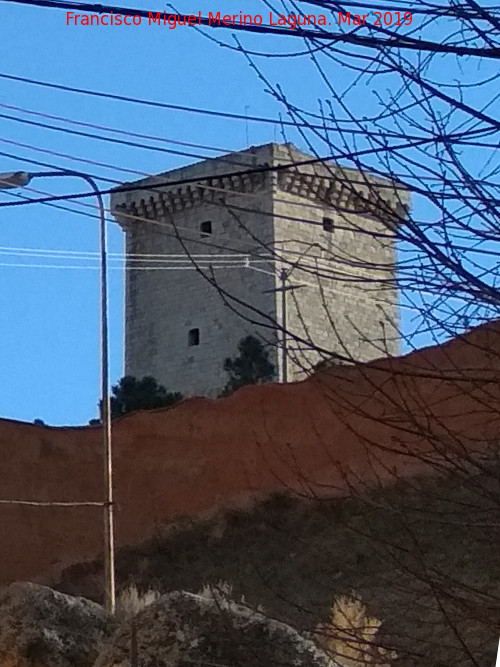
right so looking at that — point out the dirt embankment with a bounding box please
[1,322,500,588]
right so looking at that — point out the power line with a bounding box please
[0,261,261,270]
[0,90,497,207]
[1,82,498,147]
[3,0,500,57]
[1,183,291,266]
[4,138,500,284]
[0,498,104,506]
[2,130,498,192]
[1,163,409,266]
[4,150,499,264]
[0,125,476,212]
[6,143,500,280]
[0,137,150,181]
[0,258,413,311]
[301,0,500,16]
[1,184,275,258]
[0,145,399,253]
[1,186,405,291]
[0,181,444,313]
[0,103,232,156]
[0,110,229,163]
[0,184,416,293]
[1,186,365,280]
[0,245,270,259]
[0,71,344,132]
[0,101,435,148]
[3,0,500,59]
[0,103,497,209]
[0,245,391,284]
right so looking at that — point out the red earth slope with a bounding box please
[1,322,499,587]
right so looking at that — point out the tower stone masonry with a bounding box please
[111,143,409,397]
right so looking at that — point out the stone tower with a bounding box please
[111,143,408,397]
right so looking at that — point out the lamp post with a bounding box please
[0,170,115,614]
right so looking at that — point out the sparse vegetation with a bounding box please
[315,594,397,666]
[115,584,160,620]
[98,375,183,420]
[58,465,500,666]
[221,335,275,396]
[312,358,340,373]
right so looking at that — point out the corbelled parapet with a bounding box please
[111,143,409,232]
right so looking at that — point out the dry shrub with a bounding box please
[115,584,160,620]
[315,594,396,666]
[198,580,266,614]
[198,580,235,606]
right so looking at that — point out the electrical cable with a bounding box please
[0,110,235,163]
[0,172,465,314]
[3,139,497,304]
[0,245,269,259]
[0,119,472,214]
[0,103,233,156]
[3,0,500,58]
[0,71,366,133]
[3,147,499,263]
[2,183,400,286]
[4,136,500,294]
[1,132,498,193]
[1,96,498,148]
[1,102,498,214]
[0,152,342,207]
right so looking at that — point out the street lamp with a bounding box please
[0,169,115,614]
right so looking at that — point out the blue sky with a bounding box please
[2,0,305,425]
[1,0,493,425]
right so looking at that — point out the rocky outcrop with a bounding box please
[0,583,337,667]
[0,582,110,667]
[95,589,337,667]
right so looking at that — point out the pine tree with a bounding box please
[222,335,275,395]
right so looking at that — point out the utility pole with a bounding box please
[264,268,306,384]
[280,268,288,383]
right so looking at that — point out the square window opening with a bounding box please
[188,328,200,346]
[322,216,334,233]
[200,220,212,237]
